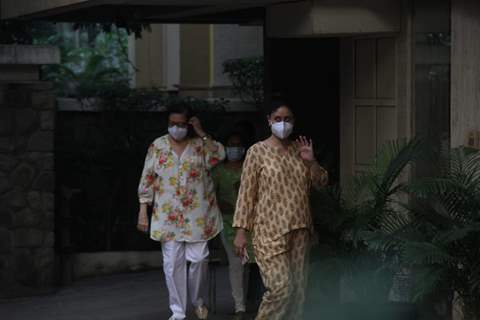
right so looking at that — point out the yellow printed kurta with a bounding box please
[232,141,328,320]
[138,135,226,242]
[232,141,328,242]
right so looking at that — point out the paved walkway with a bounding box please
[0,267,256,320]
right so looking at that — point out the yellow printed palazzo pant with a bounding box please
[254,228,310,320]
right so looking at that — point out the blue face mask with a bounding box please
[226,147,245,161]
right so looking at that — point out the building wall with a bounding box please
[180,24,212,89]
[135,25,167,89]
[414,0,451,151]
[134,23,263,99]
[266,0,401,38]
[212,24,263,86]
[451,0,480,147]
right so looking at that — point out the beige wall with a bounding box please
[180,24,212,88]
[451,0,480,147]
[212,25,263,86]
[134,23,263,97]
[135,25,166,89]
[267,0,401,38]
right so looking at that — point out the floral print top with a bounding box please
[138,135,226,242]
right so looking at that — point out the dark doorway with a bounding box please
[267,38,340,181]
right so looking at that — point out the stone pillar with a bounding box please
[0,45,59,298]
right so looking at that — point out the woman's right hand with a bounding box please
[137,205,149,233]
[234,229,248,257]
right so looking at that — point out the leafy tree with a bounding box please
[223,56,264,109]
[0,20,149,45]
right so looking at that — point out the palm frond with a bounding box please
[411,267,447,302]
[433,223,480,245]
[403,241,454,265]
[468,262,480,295]
[351,139,426,215]
[377,139,425,192]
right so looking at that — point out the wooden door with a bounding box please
[340,37,397,185]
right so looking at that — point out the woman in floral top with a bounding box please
[137,103,225,320]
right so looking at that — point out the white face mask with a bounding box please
[168,125,188,141]
[226,147,245,161]
[271,121,293,139]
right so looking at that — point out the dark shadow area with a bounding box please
[267,37,346,318]
[268,38,340,181]
[54,110,263,253]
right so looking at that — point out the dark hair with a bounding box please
[166,102,192,120]
[267,99,294,116]
[233,120,255,147]
[224,130,246,146]
[166,103,196,137]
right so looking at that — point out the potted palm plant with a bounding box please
[306,139,426,320]
[386,147,480,320]
[341,142,480,320]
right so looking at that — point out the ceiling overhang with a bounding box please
[0,0,296,24]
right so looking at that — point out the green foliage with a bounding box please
[223,56,264,109]
[0,20,148,45]
[45,53,128,98]
[0,21,143,98]
[312,139,428,305]
[95,84,228,113]
[39,24,134,98]
[400,147,480,318]
[0,21,56,44]
[73,22,150,39]
[314,140,480,318]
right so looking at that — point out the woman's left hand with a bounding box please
[297,136,315,162]
[189,116,206,137]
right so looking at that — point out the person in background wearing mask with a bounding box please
[137,103,225,320]
[212,131,254,320]
[233,100,329,320]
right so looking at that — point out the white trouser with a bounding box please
[221,232,248,313]
[162,240,209,320]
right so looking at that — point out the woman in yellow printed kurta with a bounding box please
[137,104,225,320]
[233,100,328,320]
